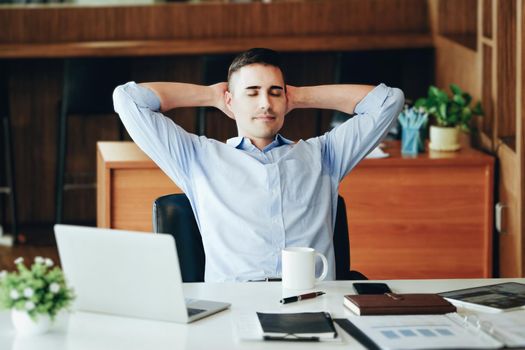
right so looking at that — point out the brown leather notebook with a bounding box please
[343,293,456,316]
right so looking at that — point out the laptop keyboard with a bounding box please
[187,307,206,317]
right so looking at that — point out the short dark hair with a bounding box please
[227,48,285,84]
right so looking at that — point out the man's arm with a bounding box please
[286,84,375,115]
[140,82,233,118]
[302,84,404,181]
[113,81,230,193]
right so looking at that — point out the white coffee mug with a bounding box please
[281,247,328,290]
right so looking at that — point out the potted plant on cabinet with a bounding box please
[415,84,483,151]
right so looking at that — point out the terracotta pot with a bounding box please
[429,125,461,151]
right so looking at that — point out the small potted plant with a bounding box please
[0,257,75,336]
[415,84,483,151]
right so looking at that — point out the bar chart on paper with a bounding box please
[347,314,503,349]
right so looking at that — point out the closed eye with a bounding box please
[270,87,283,96]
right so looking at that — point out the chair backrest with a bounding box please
[152,194,205,282]
[152,193,367,282]
[334,196,368,280]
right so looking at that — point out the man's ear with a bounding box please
[225,90,235,117]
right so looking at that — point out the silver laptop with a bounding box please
[54,224,230,323]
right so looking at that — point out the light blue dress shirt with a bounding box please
[113,82,404,282]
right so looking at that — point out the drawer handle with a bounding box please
[495,202,508,234]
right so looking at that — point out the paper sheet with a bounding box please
[474,310,525,347]
[347,313,502,350]
[365,146,389,159]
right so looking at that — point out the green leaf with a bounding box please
[450,84,463,96]
[414,98,426,108]
[428,85,439,96]
[453,94,466,106]
[473,102,484,115]
[436,89,449,103]
[463,93,472,106]
[438,104,447,121]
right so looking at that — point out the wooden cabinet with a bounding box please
[97,141,494,279]
[97,142,181,232]
[341,142,494,279]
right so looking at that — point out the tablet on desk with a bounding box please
[439,282,525,313]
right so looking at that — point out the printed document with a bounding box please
[347,313,502,350]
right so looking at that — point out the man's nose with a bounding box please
[258,94,271,111]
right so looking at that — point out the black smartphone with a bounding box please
[353,282,392,295]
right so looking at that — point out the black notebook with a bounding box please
[256,312,338,341]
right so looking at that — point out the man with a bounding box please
[113,48,404,282]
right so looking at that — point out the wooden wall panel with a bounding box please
[5,56,201,225]
[497,144,521,276]
[434,36,481,101]
[482,44,494,144]
[483,0,493,38]
[0,1,430,44]
[496,0,517,149]
[438,0,478,35]
[437,0,478,49]
[520,0,525,275]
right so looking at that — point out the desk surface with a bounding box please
[98,140,495,168]
[0,278,523,350]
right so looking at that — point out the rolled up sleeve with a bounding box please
[321,83,405,181]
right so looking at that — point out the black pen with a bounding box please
[280,291,325,304]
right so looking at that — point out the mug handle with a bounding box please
[315,252,328,282]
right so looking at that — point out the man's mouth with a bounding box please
[254,114,276,121]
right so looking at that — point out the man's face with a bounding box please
[226,64,287,145]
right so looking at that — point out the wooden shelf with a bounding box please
[0,0,433,58]
[439,33,477,51]
[0,34,433,59]
[498,136,517,152]
[481,36,494,46]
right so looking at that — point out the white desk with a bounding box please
[0,278,524,350]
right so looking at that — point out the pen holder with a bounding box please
[401,127,424,155]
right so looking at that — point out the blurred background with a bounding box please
[0,0,523,279]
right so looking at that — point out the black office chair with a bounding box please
[152,193,367,282]
[153,194,205,282]
[0,66,18,240]
[55,58,130,223]
[333,196,368,280]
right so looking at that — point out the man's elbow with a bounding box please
[112,84,128,114]
[391,87,405,113]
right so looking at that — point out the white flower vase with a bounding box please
[11,310,52,336]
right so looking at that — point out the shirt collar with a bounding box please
[226,134,294,151]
